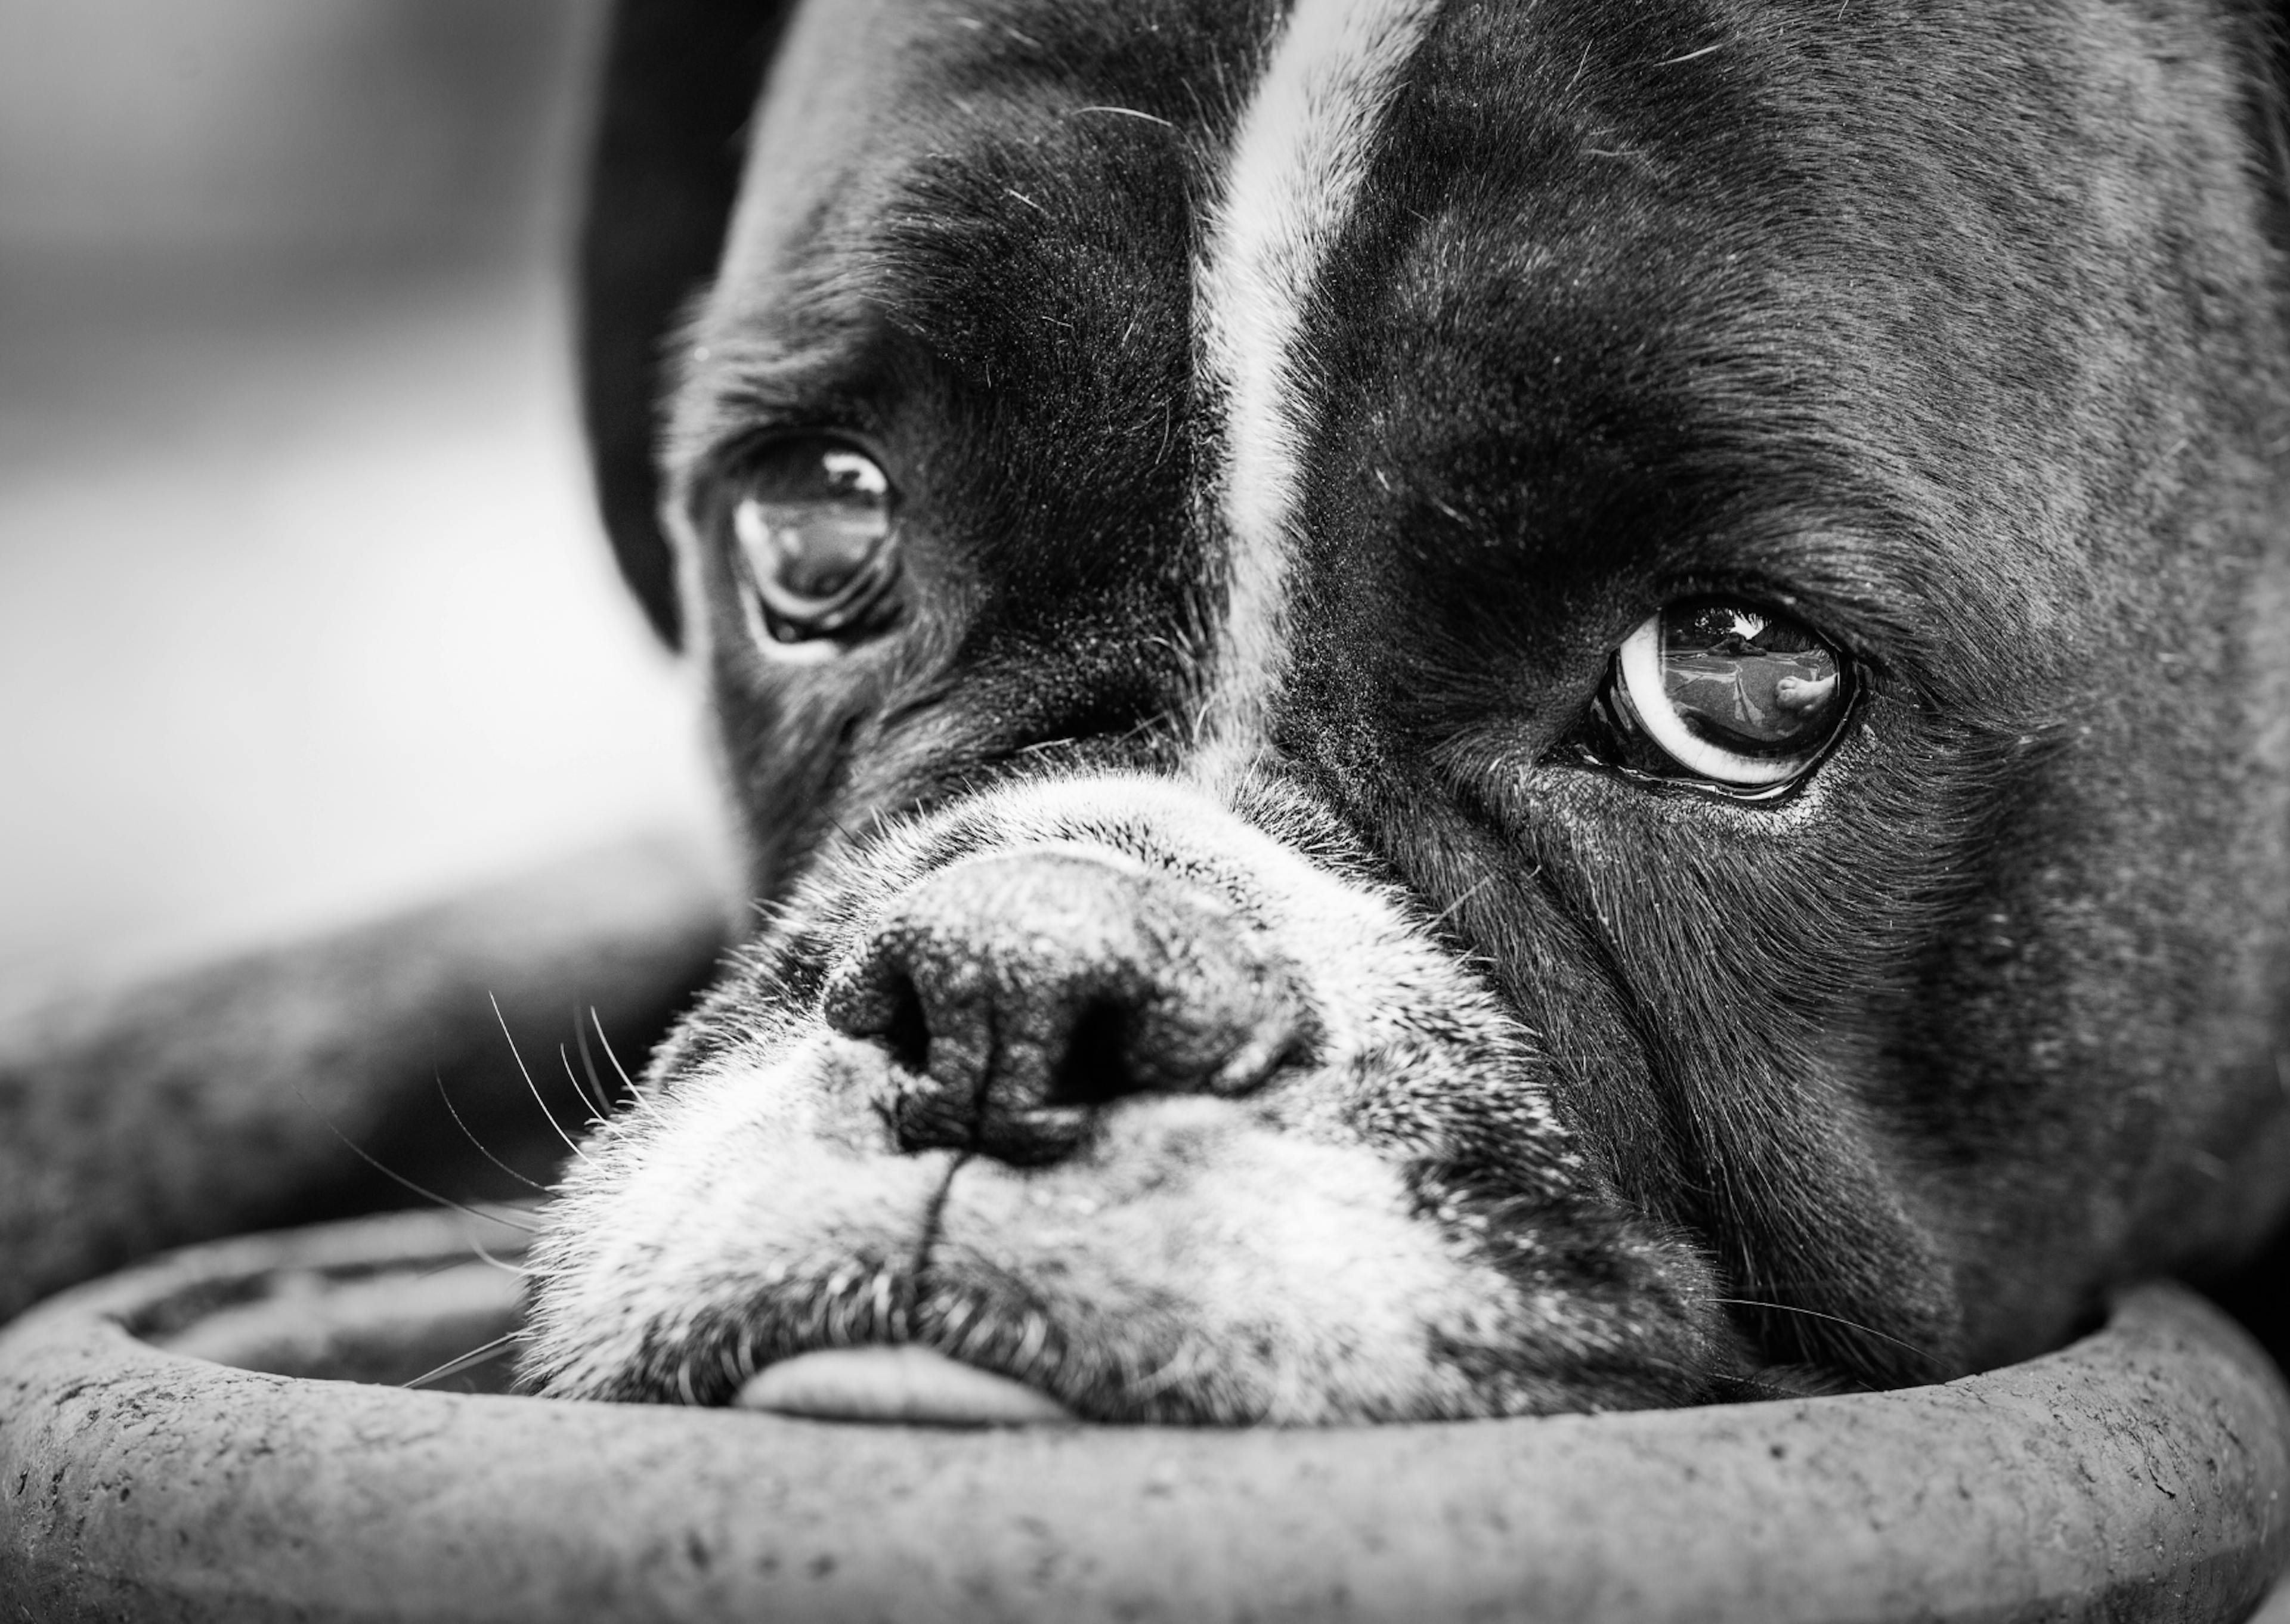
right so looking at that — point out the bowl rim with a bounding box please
[2,1206,2287,1623]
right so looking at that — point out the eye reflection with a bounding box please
[1607,599,1852,789]
[728,439,899,644]
[1653,603,1843,751]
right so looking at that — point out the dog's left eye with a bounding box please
[726,438,900,645]
[1586,599,1853,792]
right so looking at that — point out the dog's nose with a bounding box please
[821,851,1316,1166]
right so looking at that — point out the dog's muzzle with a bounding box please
[520,774,1749,1422]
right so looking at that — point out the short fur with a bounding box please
[513,0,2290,1422]
[3,0,2284,1427]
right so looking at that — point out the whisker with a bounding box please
[435,1073,547,1192]
[1722,1369,1858,1402]
[559,1046,604,1130]
[464,1235,533,1276]
[289,1084,536,1234]
[1695,1296,1944,1372]
[411,1236,531,1281]
[571,1013,612,1117]
[1070,103,1175,128]
[1423,875,1496,933]
[491,992,595,1166]
[404,1329,530,1391]
[590,1006,640,1097]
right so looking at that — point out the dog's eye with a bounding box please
[727,438,899,644]
[1592,599,1852,792]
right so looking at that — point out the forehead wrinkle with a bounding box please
[679,0,1272,495]
[865,121,1195,350]
[680,78,1212,462]
[665,311,882,485]
[668,134,1065,475]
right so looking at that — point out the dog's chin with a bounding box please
[518,1044,1750,1425]
[525,1231,1742,1427]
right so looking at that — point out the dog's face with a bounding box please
[523,0,2290,1422]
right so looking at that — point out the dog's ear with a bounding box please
[580,1,797,649]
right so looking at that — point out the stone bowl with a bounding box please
[2,1207,2287,1623]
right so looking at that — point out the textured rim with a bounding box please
[1,1208,2286,1623]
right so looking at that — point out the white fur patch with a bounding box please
[522,770,1639,1421]
[1195,0,1442,774]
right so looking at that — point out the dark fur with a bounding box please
[4,0,2289,1421]
[550,0,2290,1402]
[1299,0,2290,1372]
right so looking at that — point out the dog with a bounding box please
[501,0,2290,1426]
[4,0,2289,1434]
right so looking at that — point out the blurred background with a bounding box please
[0,0,722,1002]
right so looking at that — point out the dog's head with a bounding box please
[522,0,2290,1423]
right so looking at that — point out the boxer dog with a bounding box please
[504,0,2290,1426]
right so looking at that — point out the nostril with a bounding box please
[1045,999,1133,1107]
[821,962,932,1078]
[878,972,931,1077]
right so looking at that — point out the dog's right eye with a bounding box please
[726,438,900,646]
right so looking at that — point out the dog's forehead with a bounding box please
[692,0,1819,422]
[682,0,2252,736]
[688,0,2062,492]
[686,2,1840,613]
[699,0,1263,371]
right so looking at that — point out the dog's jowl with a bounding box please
[519,0,2290,1424]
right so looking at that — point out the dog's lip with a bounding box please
[733,1346,1079,1426]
